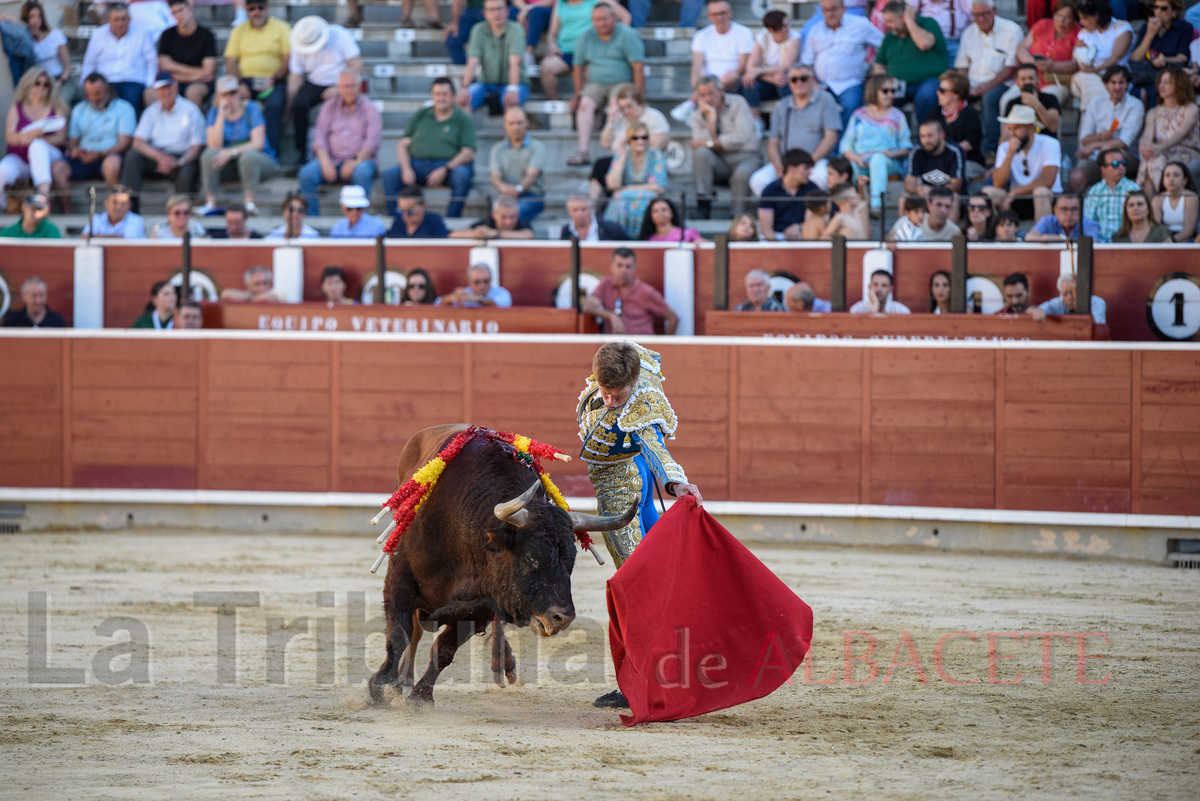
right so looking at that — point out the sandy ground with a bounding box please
[1,529,1198,800]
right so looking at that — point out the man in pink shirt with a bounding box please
[584,247,678,335]
[297,68,382,215]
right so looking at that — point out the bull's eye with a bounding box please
[527,556,538,569]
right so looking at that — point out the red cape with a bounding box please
[606,496,813,725]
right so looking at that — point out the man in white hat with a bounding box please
[981,104,1060,223]
[285,15,363,162]
[330,184,387,238]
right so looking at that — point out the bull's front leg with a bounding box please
[491,621,517,687]
[409,609,492,707]
[396,611,423,695]
[366,559,417,705]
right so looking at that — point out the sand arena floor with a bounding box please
[1,529,1197,800]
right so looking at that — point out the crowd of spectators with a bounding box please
[4,0,1200,249]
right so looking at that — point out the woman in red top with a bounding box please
[1016,0,1082,105]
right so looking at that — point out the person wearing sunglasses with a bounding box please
[983,104,1061,223]
[841,73,911,215]
[387,184,450,239]
[750,64,842,198]
[266,191,320,239]
[1073,65,1141,187]
[1,66,67,212]
[150,193,208,239]
[1129,0,1192,104]
[1082,146,1140,241]
[603,121,668,238]
[1025,192,1101,240]
[401,269,437,305]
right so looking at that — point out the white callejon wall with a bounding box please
[72,244,104,328]
[272,247,305,303]
[663,248,694,336]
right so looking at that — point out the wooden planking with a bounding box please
[0,338,62,487]
[1138,350,1200,514]
[1004,402,1131,430]
[208,362,331,390]
[1006,429,1131,459]
[869,482,995,509]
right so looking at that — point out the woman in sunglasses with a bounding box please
[1136,68,1199,196]
[840,73,911,215]
[402,268,436,305]
[963,193,996,241]
[1,66,68,211]
[602,122,668,239]
[150,194,208,239]
[1129,0,1193,104]
[266,191,320,239]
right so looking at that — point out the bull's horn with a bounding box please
[568,502,638,533]
[493,480,542,526]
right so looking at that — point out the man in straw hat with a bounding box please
[285,15,363,162]
[981,103,1061,222]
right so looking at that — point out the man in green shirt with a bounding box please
[384,77,477,216]
[872,0,945,123]
[456,0,529,110]
[0,194,62,239]
[567,3,645,166]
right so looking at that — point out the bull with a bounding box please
[366,424,635,706]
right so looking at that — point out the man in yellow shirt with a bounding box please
[223,0,290,155]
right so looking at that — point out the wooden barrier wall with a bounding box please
[3,333,1198,516]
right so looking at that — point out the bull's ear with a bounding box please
[484,529,515,552]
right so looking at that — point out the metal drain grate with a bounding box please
[1168,554,1200,569]
[0,522,20,534]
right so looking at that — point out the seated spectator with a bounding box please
[873,1,947,123]
[917,0,972,66]
[330,185,386,238]
[842,74,911,214]
[0,191,59,237]
[80,3,156,114]
[1025,192,1101,240]
[889,197,928,241]
[1074,66,1143,187]
[402,268,436,305]
[999,63,1061,141]
[735,269,785,311]
[785,280,832,312]
[993,209,1021,240]
[956,0,1022,157]
[565,2,645,166]
[132,280,178,329]
[121,72,206,214]
[963,193,995,240]
[1015,0,1079,109]
[639,197,702,242]
[690,75,762,219]
[449,194,534,239]
[740,11,800,118]
[150,193,207,238]
[126,0,176,42]
[583,246,677,335]
[320,265,356,306]
[1,67,67,212]
[851,269,911,313]
[210,201,262,238]
[921,186,962,240]
[490,107,545,222]
[983,104,1061,221]
[1071,0,1133,112]
[593,83,670,201]
[83,184,145,238]
[559,190,627,240]
[287,16,363,160]
[929,269,951,314]
[199,74,278,215]
[1129,0,1192,104]
[727,211,761,241]
[758,148,818,241]
[690,0,755,96]
[1084,146,1139,240]
[801,196,832,239]
[825,156,853,190]
[999,271,1033,313]
[445,0,520,66]
[931,70,984,180]
[158,0,217,107]
[1136,69,1199,196]
[223,0,291,156]
[750,64,842,197]
[1112,190,1173,242]
[538,0,631,103]
[267,191,320,239]
[603,121,667,238]
[0,275,65,327]
[822,182,872,239]
[437,263,513,307]
[904,119,965,221]
[176,299,203,328]
[801,0,882,130]
[387,185,450,239]
[384,77,475,218]
[753,148,820,239]
[1152,161,1199,242]
[221,264,283,302]
[3,2,72,104]
[298,69,381,216]
[61,74,136,210]
[1037,272,1107,322]
[456,0,529,111]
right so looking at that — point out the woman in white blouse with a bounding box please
[1071,0,1132,111]
[1,2,73,103]
[740,10,800,118]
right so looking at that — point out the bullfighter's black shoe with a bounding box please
[593,689,629,709]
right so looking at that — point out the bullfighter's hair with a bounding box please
[593,342,641,389]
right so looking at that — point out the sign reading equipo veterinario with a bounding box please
[211,303,584,334]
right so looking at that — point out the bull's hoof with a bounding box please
[406,686,434,708]
[505,670,517,686]
[492,670,505,688]
[365,678,395,706]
